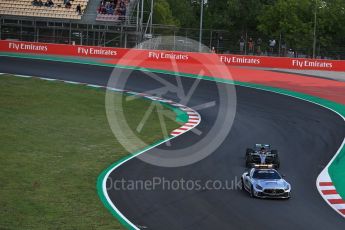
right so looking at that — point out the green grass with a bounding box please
[0,75,181,230]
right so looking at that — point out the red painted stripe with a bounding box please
[319,182,333,186]
[189,118,199,121]
[184,124,195,127]
[339,209,345,215]
[322,190,338,195]
[328,199,345,204]
[171,131,182,135]
[178,127,188,131]
[187,121,198,124]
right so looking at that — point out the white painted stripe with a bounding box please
[15,74,32,78]
[159,99,172,103]
[320,186,336,190]
[106,87,124,92]
[147,96,160,98]
[175,129,188,132]
[39,77,57,81]
[171,129,182,132]
[184,123,194,125]
[324,194,343,200]
[87,84,103,88]
[63,80,81,84]
[127,91,140,95]
[333,204,345,210]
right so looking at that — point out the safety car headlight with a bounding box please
[255,184,263,190]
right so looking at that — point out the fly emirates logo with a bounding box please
[220,55,261,65]
[292,59,333,69]
[9,42,48,51]
[148,51,189,60]
[77,47,117,56]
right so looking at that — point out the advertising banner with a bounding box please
[1,40,344,71]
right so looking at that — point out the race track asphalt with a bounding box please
[1,56,345,230]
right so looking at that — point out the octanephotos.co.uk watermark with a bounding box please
[106,176,242,191]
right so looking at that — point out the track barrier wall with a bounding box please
[1,40,345,71]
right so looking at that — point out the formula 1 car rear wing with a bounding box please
[253,164,274,169]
